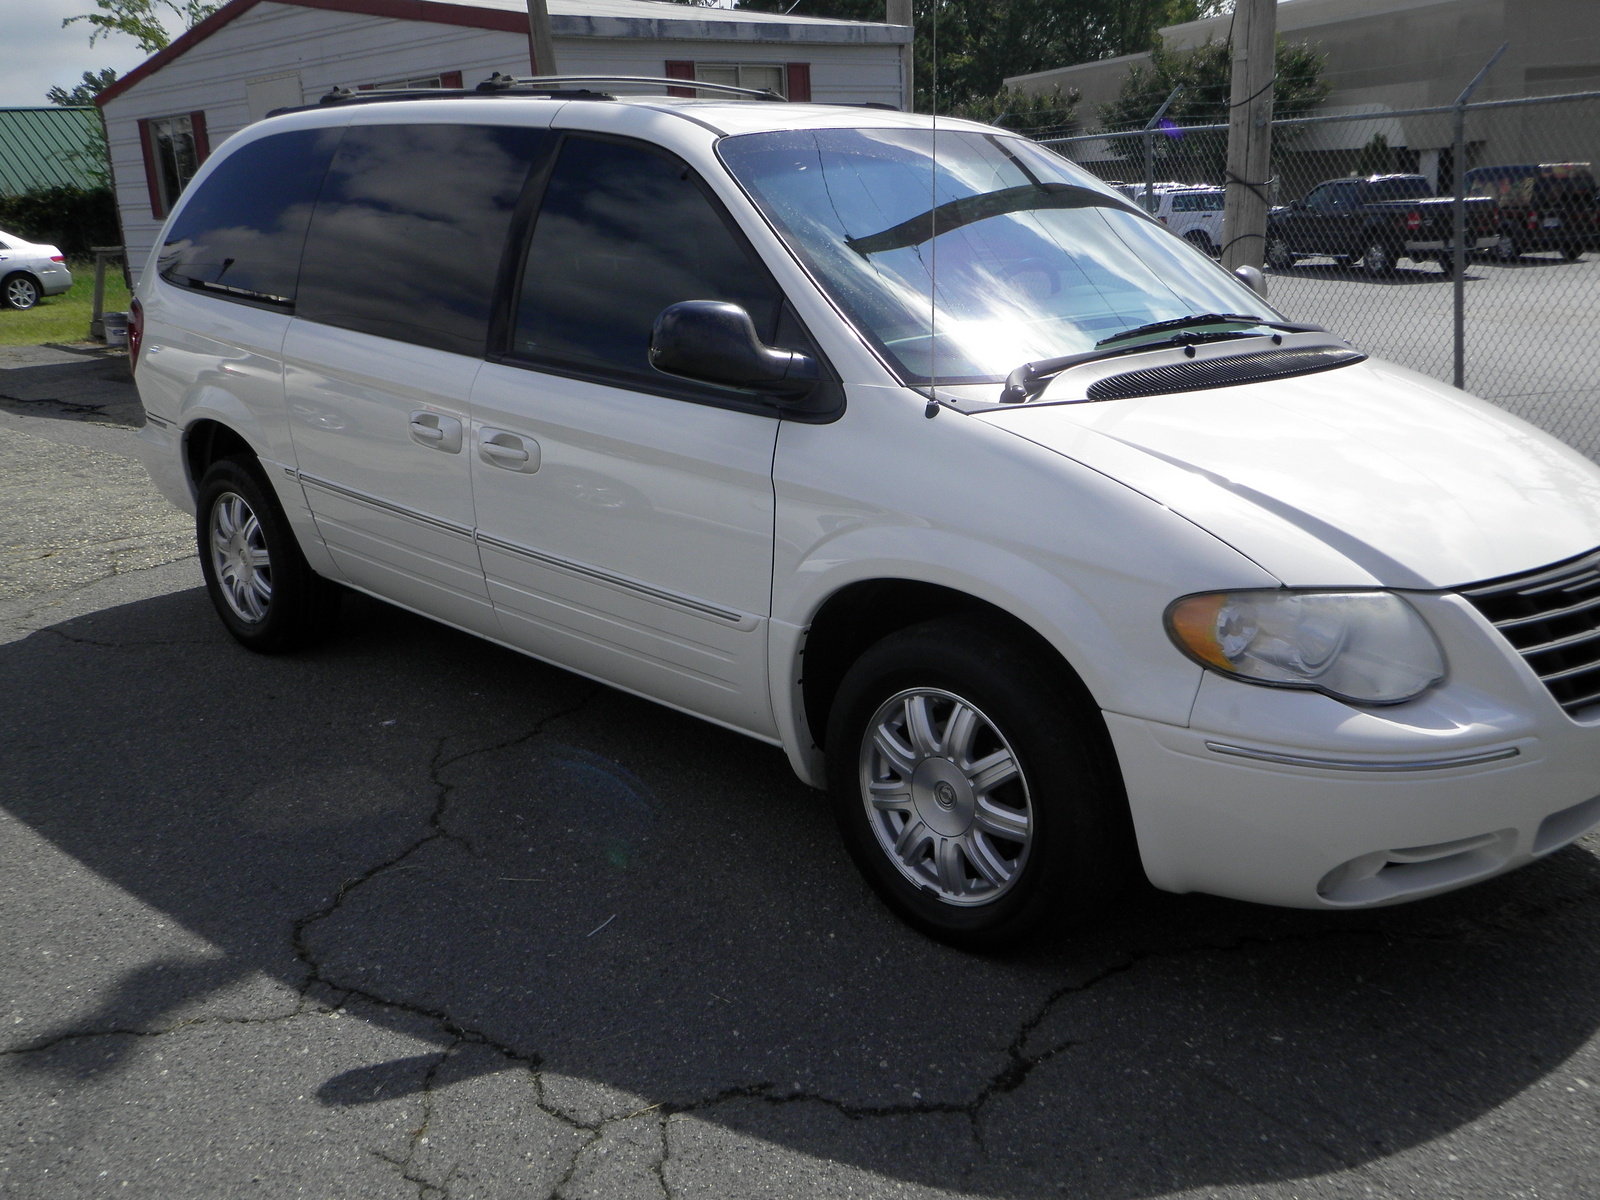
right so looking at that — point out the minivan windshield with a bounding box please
[718,128,1277,385]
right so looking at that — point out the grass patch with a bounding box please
[0,263,130,347]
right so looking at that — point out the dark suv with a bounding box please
[1465,163,1597,260]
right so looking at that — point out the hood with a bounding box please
[979,358,1600,589]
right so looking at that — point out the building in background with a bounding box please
[1006,0,1600,195]
[95,0,911,278]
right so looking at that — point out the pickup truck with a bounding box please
[1266,174,1500,276]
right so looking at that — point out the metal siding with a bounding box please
[0,108,105,195]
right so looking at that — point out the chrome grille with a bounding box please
[1460,547,1600,716]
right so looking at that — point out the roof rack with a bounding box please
[475,74,786,101]
[314,74,786,108]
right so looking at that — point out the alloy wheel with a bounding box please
[858,688,1033,907]
[209,492,273,623]
[3,276,39,310]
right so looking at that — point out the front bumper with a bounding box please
[1110,591,1600,909]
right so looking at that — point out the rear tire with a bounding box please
[1563,245,1584,262]
[826,618,1134,951]
[1184,230,1217,257]
[1494,233,1521,261]
[2,274,40,310]
[196,456,340,653]
[1361,239,1398,277]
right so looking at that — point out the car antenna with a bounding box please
[924,0,943,419]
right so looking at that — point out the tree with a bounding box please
[946,86,1079,139]
[64,0,221,54]
[1353,133,1394,177]
[46,68,121,106]
[1097,38,1330,182]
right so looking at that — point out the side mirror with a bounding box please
[649,301,819,398]
[1234,264,1268,298]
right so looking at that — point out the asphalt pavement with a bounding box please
[4,335,1600,1200]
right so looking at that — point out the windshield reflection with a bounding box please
[718,128,1277,385]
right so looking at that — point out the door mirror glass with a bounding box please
[650,301,819,397]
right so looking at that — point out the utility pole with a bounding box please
[1221,0,1276,273]
[886,0,913,112]
[527,0,557,76]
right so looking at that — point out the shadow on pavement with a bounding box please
[5,587,1600,1197]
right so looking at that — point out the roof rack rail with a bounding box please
[315,84,609,108]
[475,73,786,101]
[312,74,787,111]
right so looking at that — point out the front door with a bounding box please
[470,133,789,736]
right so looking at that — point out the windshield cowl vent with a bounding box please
[1084,346,1366,402]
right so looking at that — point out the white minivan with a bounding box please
[132,80,1600,948]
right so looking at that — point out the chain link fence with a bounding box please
[1041,92,1600,458]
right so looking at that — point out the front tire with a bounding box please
[2,274,41,310]
[1266,237,1297,270]
[197,457,339,652]
[826,619,1133,951]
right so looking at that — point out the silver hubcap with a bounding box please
[5,278,36,308]
[210,492,272,623]
[859,688,1033,907]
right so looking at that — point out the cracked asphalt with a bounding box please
[4,344,1600,1198]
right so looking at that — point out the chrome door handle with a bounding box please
[409,411,462,453]
[478,428,540,473]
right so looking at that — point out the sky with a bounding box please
[2,0,170,108]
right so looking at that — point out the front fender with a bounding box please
[771,387,1282,772]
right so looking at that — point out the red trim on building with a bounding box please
[664,59,695,98]
[95,0,523,106]
[785,62,810,102]
[190,110,211,161]
[136,118,164,218]
[440,69,463,87]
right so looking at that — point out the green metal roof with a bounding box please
[0,107,106,195]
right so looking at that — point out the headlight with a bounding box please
[1165,590,1445,705]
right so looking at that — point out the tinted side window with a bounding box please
[297,124,549,356]
[158,129,340,306]
[511,136,783,381]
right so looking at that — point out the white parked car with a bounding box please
[1155,187,1227,254]
[1115,184,1227,254]
[0,228,73,309]
[132,81,1600,949]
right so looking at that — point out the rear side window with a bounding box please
[157,129,340,307]
[510,135,783,382]
[297,124,549,356]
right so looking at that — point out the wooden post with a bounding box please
[886,0,913,113]
[88,246,123,341]
[527,0,557,76]
[1221,0,1276,273]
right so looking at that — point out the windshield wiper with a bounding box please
[1096,312,1317,347]
[997,317,1330,405]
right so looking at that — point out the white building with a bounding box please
[96,0,912,278]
